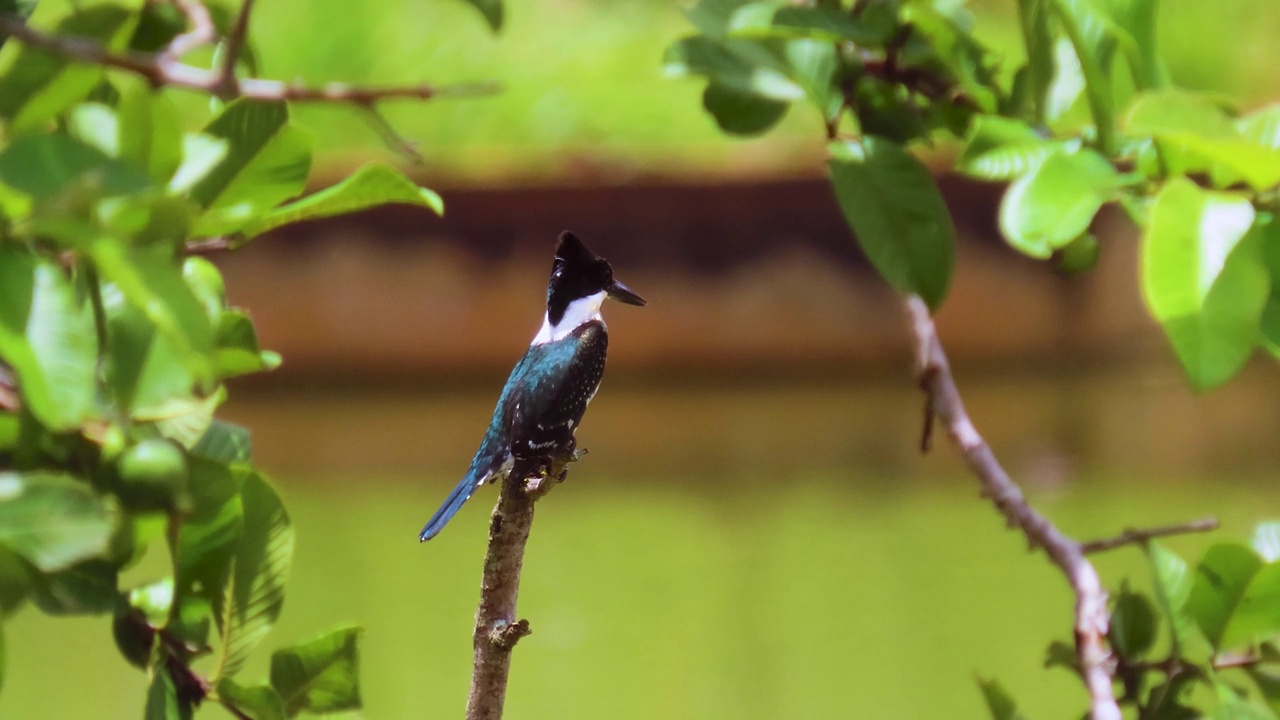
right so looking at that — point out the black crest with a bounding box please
[546,232,614,325]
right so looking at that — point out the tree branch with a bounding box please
[904,295,1121,720]
[467,451,579,720]
[1081,518,1220,554]
[163,0,216,61]
[0,13,498,104]
[216,0,255,97]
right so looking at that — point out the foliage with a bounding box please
[668,0,1280,716]
[0,0,461,717]
[666,0,1280,391]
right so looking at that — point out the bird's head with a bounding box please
[546,231,646,326]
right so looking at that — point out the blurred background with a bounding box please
[6,0,1280,718]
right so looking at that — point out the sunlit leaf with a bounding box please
[1142,180,1267,389]
[1185,543,1264,650]
[0,472,116,573]
[827,137,955,309]
[270,626,363,715]
[216,678,286,720]
[0,247,97,430]
[998,149,1120,259]
[1220,563,1280,651]
[118,78,183,184]
[1253,522,1280,562]
[1146,541,1203,655]
[190,100,312,236]
[959,115,1062,180]
[243,163,443,239]
[0,6,137,133]
[212,471,293,680]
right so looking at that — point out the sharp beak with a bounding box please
[607,278,647,306]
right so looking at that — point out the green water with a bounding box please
[3,379,1278,719]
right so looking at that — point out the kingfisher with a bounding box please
[418,231,647,541]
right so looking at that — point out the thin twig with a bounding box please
[217,0,255,97]
[163,0,216,61]
[467,452,578,720]
[1081,518,1220,554]
[903,295,1121,720]
[0,14,498,104]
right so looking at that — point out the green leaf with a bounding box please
[92,241,215,381]
[172,459,242,652]
[212,471,293,680]
[899,4,1001,113]
[216,678,286,720]
[0,544,34,615]
[192,421,252,465]
[243,163,443,239]
[0,471,116,572]
[145,652,193,720]
[727,4,888,46]
[190,100,312,236]
[1042,639,1076,671]
[1240,105,1280,151]
[1015,0,1053,122]
[31,558,118,615]
[169,133,229,194]
[1219,563,1280,651]
[686,0,754,37]
[1124,91,1280,189]
[1146,541,1201,654]
[67,102,119,156]
[99,276,200,417]
[1049,0,1118,152]
[999,149,1119,259]
[270,626,363,716]
[1142,180,1268,390]
[1246,666,1280,717]
[1260,220,1280,360]
[663,35,805,102]
[701,81,788,136]
[0,6,137,133]
[0,247,97,430]
[1111,584,1157,658]
[457,0,501,32]
[214,310,280,378]
[0,620,5,693]
[1253,522,1280,562]
[976,677,1027,720]
[827,137,955,309]
[1185,543,1265,650]
[959,116,1061,181]
[117,79,183,184]
[1103,0,1167,90]
[0,132,150,204]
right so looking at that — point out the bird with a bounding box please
[418,231,647,541]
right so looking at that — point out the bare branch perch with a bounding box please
[1081,517,1220,554]
[0,13,498,104]
[903,295,1121,720]
[467,452,578,720]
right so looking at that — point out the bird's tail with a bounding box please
[418,472,481,541]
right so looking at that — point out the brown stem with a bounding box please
[163,0,216,61]
[904,295,1121,720]
[216,0,255,97]
[466,453,575,720]
[1081,517,1220,554]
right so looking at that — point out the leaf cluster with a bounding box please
[987,524,1280,720]
[667,0,1280,390]
[0,2,447,716]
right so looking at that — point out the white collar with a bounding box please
[531,290,606,345]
